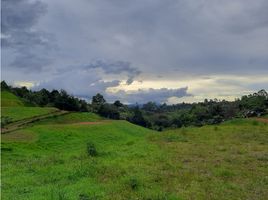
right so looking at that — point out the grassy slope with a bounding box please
[1,112,268,200]
[1,107,59,122]
[1,91,26,107]
[1,91,60,122]
[37,112,102,124]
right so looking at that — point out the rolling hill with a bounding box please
[1,93,268,199]
[1,91,27,107]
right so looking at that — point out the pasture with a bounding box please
[1,110,268,199]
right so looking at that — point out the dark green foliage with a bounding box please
[153,114,171,129]
[113,100,123,107]
[79,194,90,200]
[129,178,139,190]
[92,93,106,105]
[87,142,97,157]
[2,81,267,131]
[91,93,106,112]
[1,81,10,91]
[142,101,158,112]
[78,194,99,200]
[98,104,120,119]
[54,90,80,111]
[128,89,268,131]
[128,106,150,127]
[240,89,268,115]
[2,82,87,111]
[1,116,13,127]
[78,194,89,200]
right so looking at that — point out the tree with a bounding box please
[35,88,50,106]
[12,86,29,98]
[1,81,10,91]
[92,93,106,105]
[129,107,149,127]
[142,101,158,112]
[153,114,171,128]
[98,104,120,119]
[92,93,106,112]
[114,100,123,107]
[54,90,80,111]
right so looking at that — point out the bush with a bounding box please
[86,142,97,157]
[1,116,13,128]
[79,193,99,200]
[129,178,139,190]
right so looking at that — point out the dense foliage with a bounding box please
[1,81,267,130]
[1,81,89,112]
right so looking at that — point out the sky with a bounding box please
[1,0,268,104]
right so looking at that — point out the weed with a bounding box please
[129,178,139,190]
[78,194,90,200]
[78,193,99,200]
[87,142,97,157]
[252,120,259,126]
[1,116,13,127]
[1,147,13,152]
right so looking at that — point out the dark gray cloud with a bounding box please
[34,69,121,98]
[85,60,141,85]
[1,0,56,71]
[109,87,191,104]
[1,0,47,47]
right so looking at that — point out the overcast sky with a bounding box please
[2,0,268,104]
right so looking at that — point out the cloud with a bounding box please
[108,87,191,104]
[2,0,268,103]
[1,0,56,71]
[33,68,121,99]
[1,0,47,47]
[85,60,141,85]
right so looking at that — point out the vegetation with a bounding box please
[1,81,268,199]
[37,112,102,124]
[1,112,268,199]
[1,106,58,122]
[1,91,28,107]
[1,81,267,131]
[1,81,88,112]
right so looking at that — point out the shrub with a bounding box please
[1,116,13,128]
[79,193,99,200]
[129,178,139,190]
[87,142,97,157]
[79,194,90,200]
[252,120,259,126]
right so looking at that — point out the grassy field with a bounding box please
[1,107,59,122]
[37,112,102,124]
[1,110,268,200]
[1,91,27,107]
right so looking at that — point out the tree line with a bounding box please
[1,81,267,130]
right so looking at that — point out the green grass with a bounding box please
[1,111,268,199]
[1,107,59,122]
[1,91,27,107]
[37,112,102,124]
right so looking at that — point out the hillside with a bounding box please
[1,91,27,107]
[1,91,64,127]
[1,106,268,199]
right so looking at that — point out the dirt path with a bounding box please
[1,110,69,134]
[73,121,104,125]
[254,118,268,123]
[71,120,114,125]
